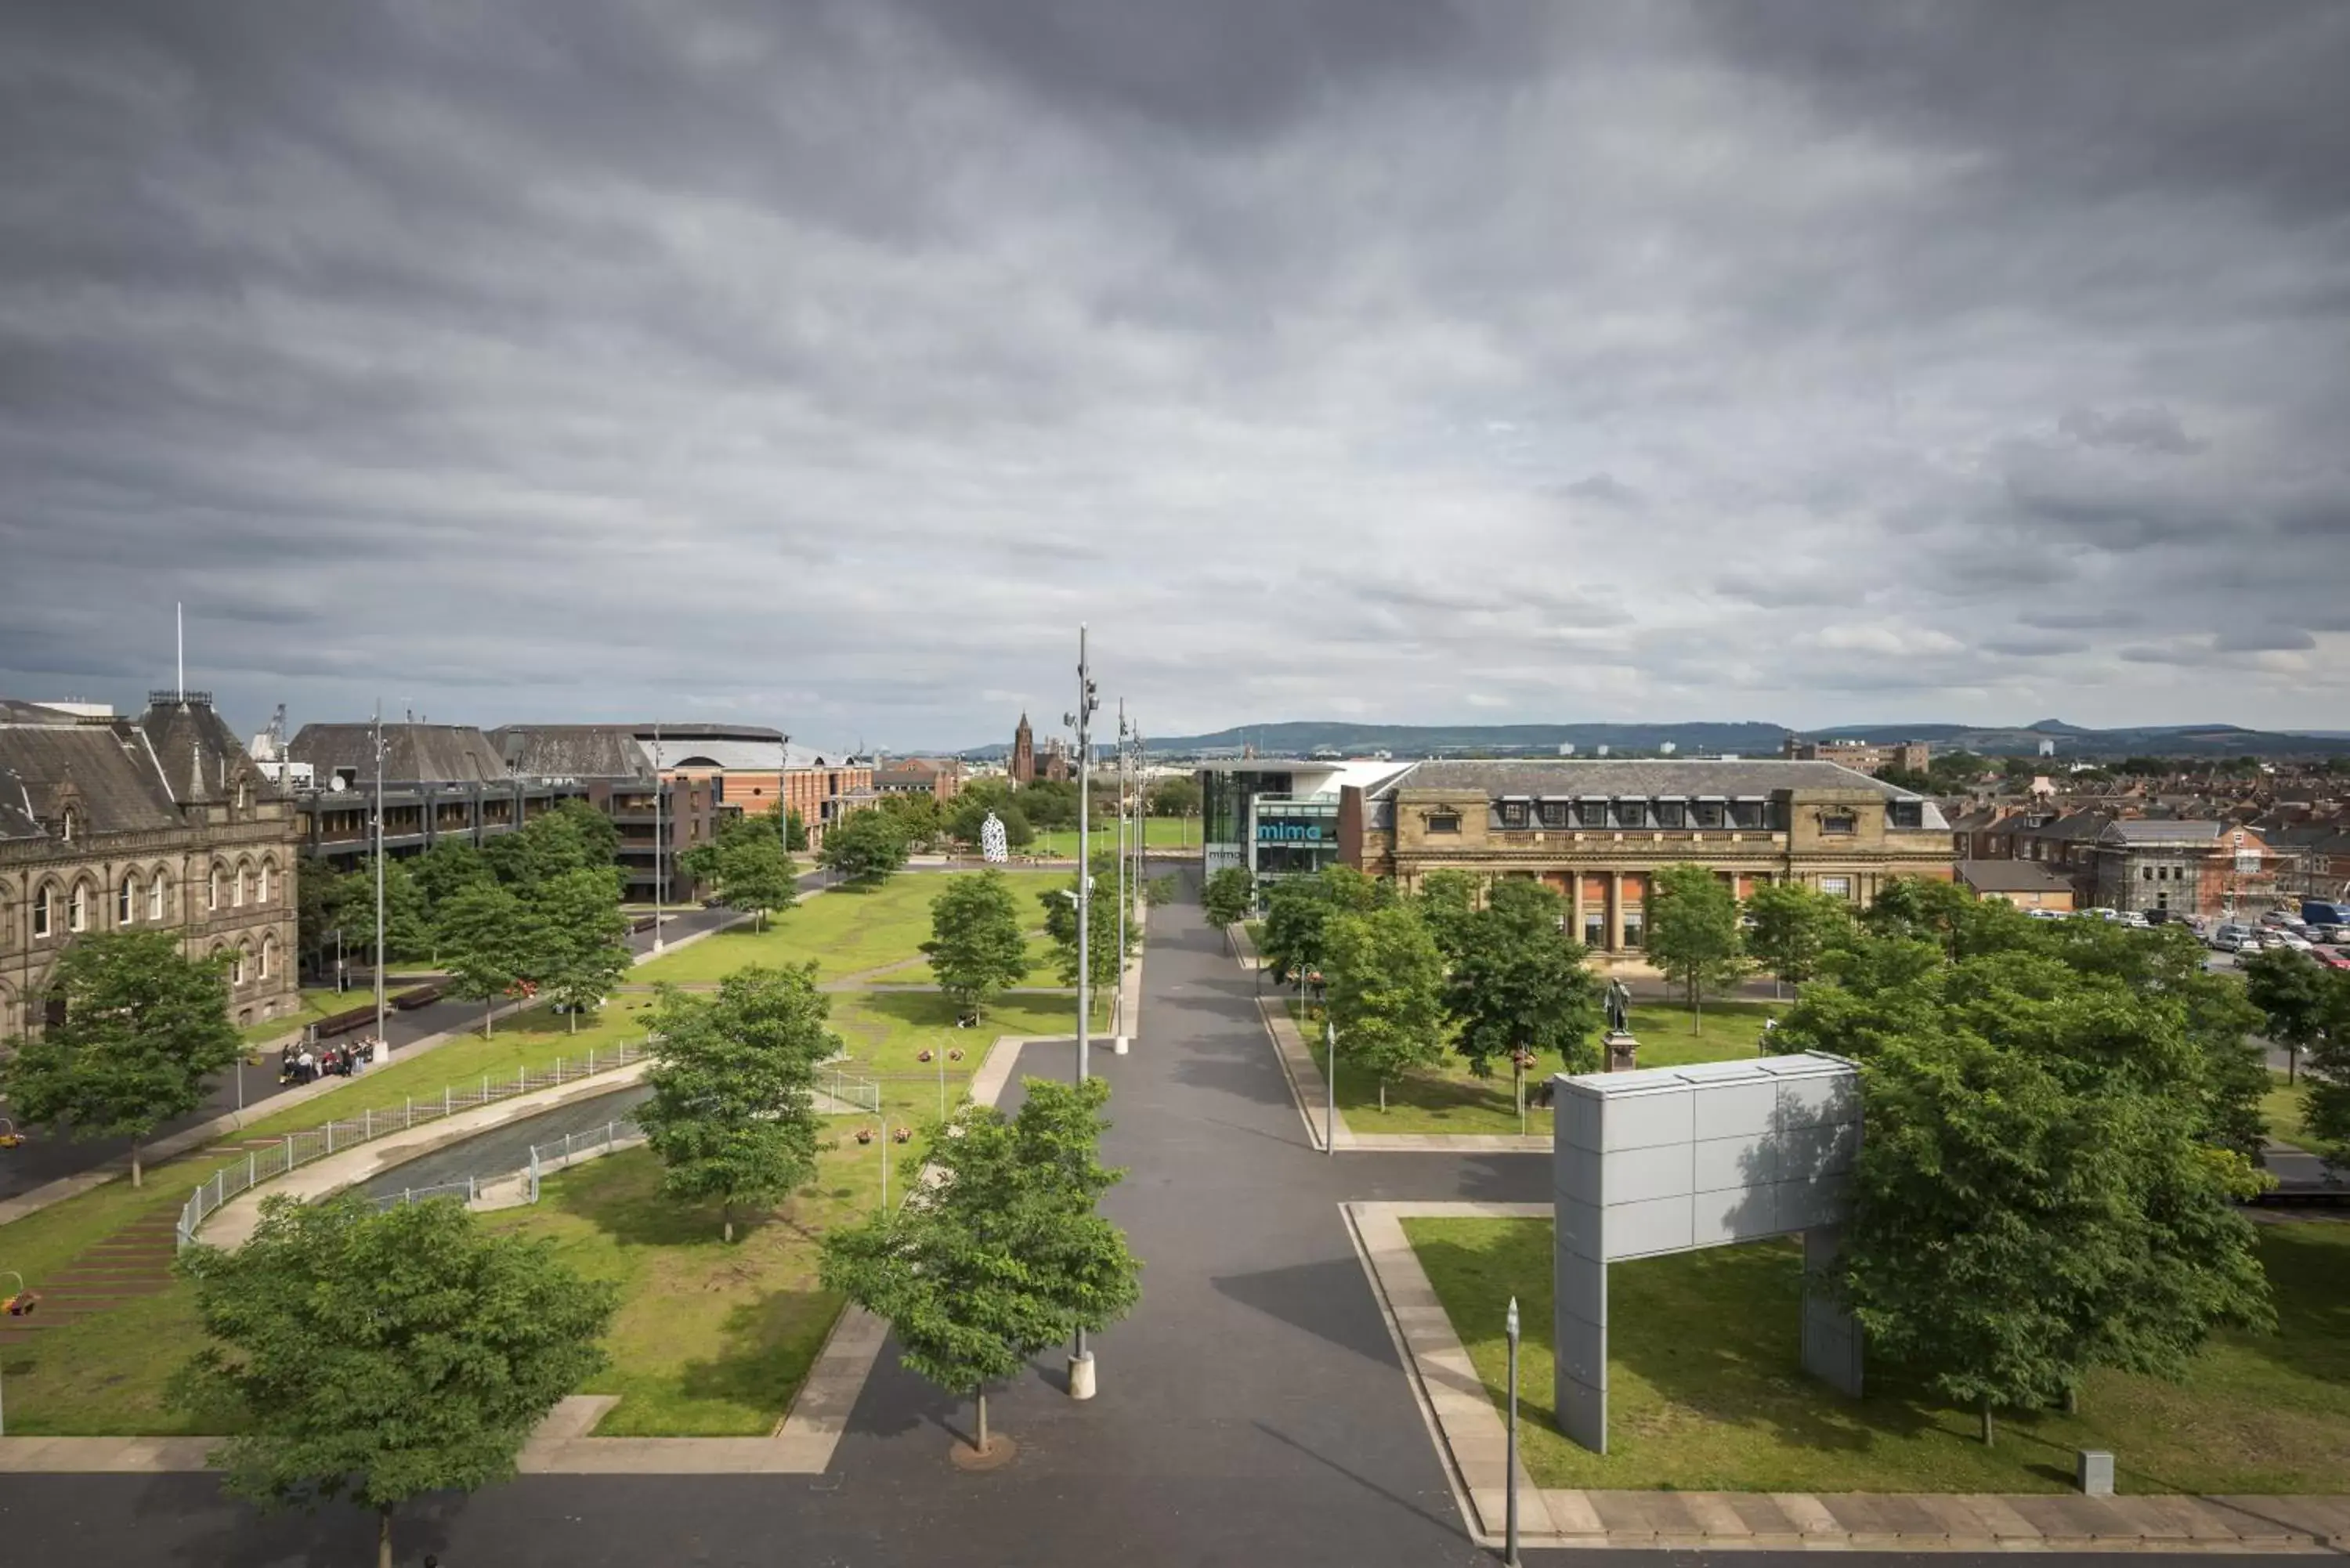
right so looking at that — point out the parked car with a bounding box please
[2211,927,2250,951]
[2118,911,2152,929]
[2234,946,2267,968]
[2261,909,2306,929]
[2319,951,2350,972]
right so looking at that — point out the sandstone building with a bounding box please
[1,693,300,1039]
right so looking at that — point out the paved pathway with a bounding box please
[0,883,2336,1562]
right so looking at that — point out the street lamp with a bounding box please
[1063,623,1099,1400]
[652,723,666,953]
[1505,1295,1523,1567]
[372,703,387,1057]
[1325,1016,1337,1156]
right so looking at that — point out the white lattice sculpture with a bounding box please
[980,810,1010,864]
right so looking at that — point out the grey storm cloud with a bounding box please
[2,0,2348,744]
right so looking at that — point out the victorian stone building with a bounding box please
[0,692,301,1040]
[1358,758,1954,955]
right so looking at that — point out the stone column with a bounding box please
[1568,872,1585,946]
[1608,870,1625,952]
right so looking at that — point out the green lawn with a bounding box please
[824,989,1110,1128]
[1295,999,1778,1136]
[1025,818,1195,859]
[1405,1216,2350,1494]
[630,871,1065,985]
[480,1143,879,1436]
[2265,1071,2316,1152]
[235,988,357,1046]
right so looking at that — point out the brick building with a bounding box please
[873,757,964,802]
[1781,736,1932,777]
[2,693,301,1039]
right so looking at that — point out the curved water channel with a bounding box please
[353,1082,652,1201]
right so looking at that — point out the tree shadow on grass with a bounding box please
[537,1147,809,1250]
[2229,1221,2350,1389]
[672,1288,843,1420]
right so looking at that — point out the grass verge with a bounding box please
[1404,1215,2350,1494]
[1292,999,1777,1136]
[631,871,1065,986]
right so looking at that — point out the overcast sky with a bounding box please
[5,2,2347,750]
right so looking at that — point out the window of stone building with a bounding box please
[1615,799,1648,829]
[1889,802,1923,829]
[1692,800,1724,829]
[208,866,222,911]
[234,865,248,907]
[120,876,138,923]
[149,876,165,921]
[1820,875,1853,898]
[1730,800,1765,829]
[231,949,247,986]
[1425,811,1461,835]
[1582,910,1604,948]
[69,883,89,932]
[1820,812,1858,836]
[1539,801,1571,829]
[1498,801,1529,829]
[33,886,52,939]
[60,808,77,842]
[1578,800,1607,827]
[260,938,274,979]
[258,862,273,904]
[1656,800,1686,829]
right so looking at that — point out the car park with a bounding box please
[2319,952,2350,972]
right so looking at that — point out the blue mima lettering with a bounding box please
[1256,822,1324,843]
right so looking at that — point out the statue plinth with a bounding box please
[1603,1031,1639,1072]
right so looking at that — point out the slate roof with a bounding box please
[488,724,653,781]
[1957,860,2076,894]
[291,723,512,786]
[2099,818,2224,846]
[143,695,277,807]
[631,723,786,742]
[1374,758,1929,801]
[652,736,787,771]
[0,716,184,841]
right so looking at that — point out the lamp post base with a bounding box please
[1067,1351,1097,1400]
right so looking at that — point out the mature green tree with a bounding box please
[0,932,240,1187]
[2243,946,2329,1083]
[948,792,1032,849]
[1414,869,1483,966]
[2306,974,2350,1161]
[1445,880,1601,1082]
[1644,863,1747,1027]
[1014,778,1079,830]
[1200,866,1256,930]
[924,871,1030,1019]
[528,865,632,1032]
[483,804,610,894]
[334,856,431,964]
[1323,902,1448,1113]
[1775,930,2275,1439]
[875,790,944,847]
[1039,868,1124,991]
[716,834,800,931]
[411,837,494,925]
[435,882,536,1036]
[1148,775,1201,817]
[636,965,840,1241]
[1258,865,1385,985]
[783,807,810,851]
[174,1194,617,1568]
[296,866,343,981]
[1860,874,2005,959]
[819,1077,1141,1454]
[817,808,910,883]
[1744,880,1851,995]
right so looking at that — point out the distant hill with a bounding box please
[943,717,2350,761]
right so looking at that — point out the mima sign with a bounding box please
[1256,820,1325,843]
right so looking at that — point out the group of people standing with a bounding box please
[277,1035,381,1085]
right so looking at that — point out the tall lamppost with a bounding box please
[1505,1295,1523,1567]
[1114,701,1130,1038]
[1063,623,1098,1400]
[652,723,666,953]
[372,703,387,1054]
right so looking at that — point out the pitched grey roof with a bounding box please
[488,724,653,781]
[291,723,512,786]
[652,736,786,771]
[1957,860,2076,894]
[631,723,785,742]
[141,695,270,806]
[1374,758,1927,801]
[0,719,182,839]
[2099,818,2225,846]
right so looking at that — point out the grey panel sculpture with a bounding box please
[1552,1052,1862,1454]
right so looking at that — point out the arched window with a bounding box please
[259,935,277,979]
[60,807,77,842]
[69,882,89,933]
[230,948,248,986]
[234,862,249,907]
[258,861,273,905]
[208,865,224,912]
[120,874,139,924]
[148,873,166,922]
[236,780,249,812]
[32,886,52,940]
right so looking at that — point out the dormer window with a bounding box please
[60,808,77,842]
[236,780,249,811]
[1498,800,1530,829]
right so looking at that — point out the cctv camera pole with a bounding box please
[1066,623,1099,1400]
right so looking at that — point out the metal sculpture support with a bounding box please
[1551,1052,1864,1454]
